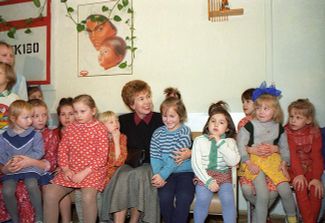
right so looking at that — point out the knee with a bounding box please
[82,192,97,206]
[242,185,255,199]
[177,192,194,204]
[2,184,15,197]
[24,179,38,191]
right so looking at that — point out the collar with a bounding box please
[134,112,153,125]
[73,119,99,128]
[7,126,34,137]
[0,90,11,97]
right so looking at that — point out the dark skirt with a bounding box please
[100,164,160,223]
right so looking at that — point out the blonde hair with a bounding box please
[0,62,16,90]
[160,87,187,123]
[8,100,33,126]
[98,111,117,123]
[288,98,317,126]
[254,94,284,123]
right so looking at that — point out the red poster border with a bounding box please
[0,0,51,85]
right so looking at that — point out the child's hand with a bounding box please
[308,179,323,199]
[62,168,75,181]
[172,148,191,165]
[111,129,121,143]
[208,180,219,192]
[151,174,166,188]
[280,161,290,180]
[246,160,259,174]
[292,175,307,191]
[208,134,221,142]
[10,155,32,170]
[71,167,92,183]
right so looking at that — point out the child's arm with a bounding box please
[277,131,290,165]
[237,127,252,163]
[173,148,191,165]
[150,128,164,175]
[218,138,240,167]
[112,133,128,167]
[311,129,323,180]
[151,173,166,188]
[9,155,49,172]
[29,131,45,160]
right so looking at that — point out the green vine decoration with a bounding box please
[0,0,47,39]
[61,0,136,70]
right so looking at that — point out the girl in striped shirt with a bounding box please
[150,87,194,223]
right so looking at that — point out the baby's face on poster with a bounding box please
[86,20,117,50]
[98,45,121,70]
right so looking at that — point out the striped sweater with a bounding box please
[150,124,192,180]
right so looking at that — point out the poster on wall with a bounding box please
[77,0,134,77]
[0,0,51,85]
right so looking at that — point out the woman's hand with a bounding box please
[293,175,307,191]
[173,148,191,165]
[151,174,166,188]
[309,179,323,199]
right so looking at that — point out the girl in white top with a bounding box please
[192,101,240,223]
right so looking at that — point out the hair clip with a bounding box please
[252,81,281,101]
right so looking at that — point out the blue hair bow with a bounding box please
[252,81,281,101]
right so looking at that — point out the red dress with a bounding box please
[52,120,109,191]
[0,128,59,222]
[286,124,323,223]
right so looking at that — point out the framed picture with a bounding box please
[77,0,134,77]
[0,0,51,85]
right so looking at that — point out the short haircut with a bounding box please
[98,111,118,123]
[8,100,33,125]
[241,88,255,102]
[28,86,43,97]
[0,62,16,90]
[29,98,48,110]
[121,80,151,110]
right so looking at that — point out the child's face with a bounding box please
[32,106,48,130]
[103,116,120,133]
[86,20,117,50]
[242,99,254,116]
[59,105,75,128]
[29,91,43,101]
[12,109,33,132]
[73,102,96,124]
[162,107,181,131]
[288,108,311,131]
[130,91,153,119]
[255,103,274,123]
[0,67,8,91]
[208,113,229,137]
[0,45,14,66]
[98,44,122,70]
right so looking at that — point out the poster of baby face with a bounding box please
[77,1,133,77]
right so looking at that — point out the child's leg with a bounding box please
[24,177,43,222]
[193,184,213,223]
[157,174,176,223]
[74,189,83,223]
[173,172,195,223]
[59,194,72,223]
[43,184,73,223]
[80,187,98,223]
[2,179,18,223]
[218,183,236,223]
[241,183,256,205]
[277,182,297,221]
[253,172,270,222]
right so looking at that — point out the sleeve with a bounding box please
[43,131,59,172]
[236,127,251,162]
[219,138,241,166]
[150,130,163,175]
[311,129,323,179]
[191,137,213,186]
[57,127,71,168]
[88,126,109,171]
[0,137,7,164]
[29,132,44,160]
[158,129,192,180]
[112,134,128,167]
[287,133,304,177]
[278,131,290,164]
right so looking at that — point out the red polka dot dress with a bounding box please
[52,120,109,191]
